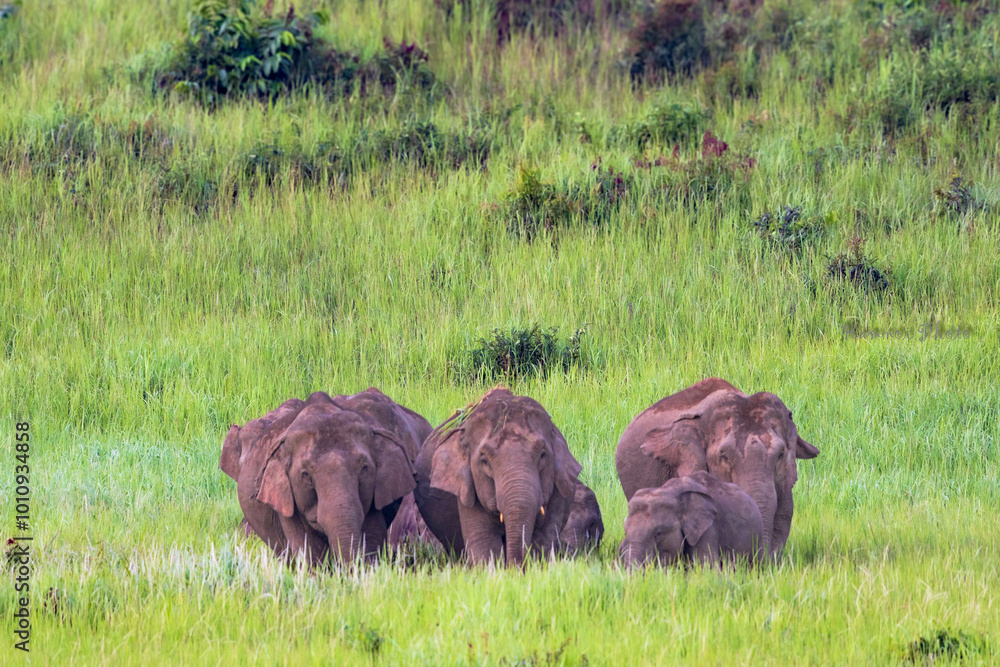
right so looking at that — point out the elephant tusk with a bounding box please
[540,506,545,516]
[499,513,504,523]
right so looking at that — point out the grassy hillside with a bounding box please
[1,0,998,663]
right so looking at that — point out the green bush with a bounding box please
[459,324,588,382]
[152,0,435,105]
[611,98,708,149]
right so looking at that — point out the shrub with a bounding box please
[826,235,891,295]
[152,0,436,105]
[634,131,756,204]
[459,324,588,382]
[751,205,828,252]
[500,162,634,239]
[612,98,709,149]
[933,172,987,217]
[903,628,988,663]
[628,0,709,79]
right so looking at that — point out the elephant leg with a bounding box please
[458,504,503,566]
[278,514,329,566]
[361,509,389,561]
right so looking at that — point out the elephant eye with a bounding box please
[788,411,793,420]
[300,470,312,484]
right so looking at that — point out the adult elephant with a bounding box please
[414,386,582,566]
[615,377,819,557]
[220,388,432,564]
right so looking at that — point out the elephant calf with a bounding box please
[415,386,584,566]
[220,388,432,565]
[560,481,604,556]
[619,471,764,569]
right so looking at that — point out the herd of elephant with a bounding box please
[220,377,820,569]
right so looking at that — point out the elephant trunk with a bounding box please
[317,497,365,563]
[498,477,542,567]
[741,479,777,557]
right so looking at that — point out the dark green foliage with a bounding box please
[826,235,891,295]
[751,205,827,252]
[460,324,588,382]
[628,0,709,78]
[903,628,988,663]
[501,163,634,239]
[152,0,435,105]
[933,172,987,217]
[627,0,795,81]
[611,98,708,149]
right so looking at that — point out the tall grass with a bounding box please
[1,0,998,663]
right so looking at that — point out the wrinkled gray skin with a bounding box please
[414,387,583,566]
[387,492,444,552]
[615,378,819,556]
[619,471,764,568]
[220,388,432,565]
[560,481,604,555]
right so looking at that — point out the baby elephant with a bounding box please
[620,471,763,569]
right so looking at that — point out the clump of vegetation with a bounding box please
[343,623,385,658]
[628,0,711,79]
[933,172,987,217]
[152,0,435,105]
[459,324,588,382]
[751,205,828,252]
[500,163,634,239]
[611,98,709,150]
[633,131,756,204]
[903,628,988,663]
[627,0,798,81]
[826,235,891,295]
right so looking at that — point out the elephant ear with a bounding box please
[371,428,417,511]
[430,430,477,508]
[257,451,295,518]
[678,485,717,548]
[220,424,242,482]
[639,419,707,475]
[796,435,820,459]
[550,427,582,500]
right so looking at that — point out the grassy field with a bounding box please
[1,0,999,663]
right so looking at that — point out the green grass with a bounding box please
[1,0,999,663]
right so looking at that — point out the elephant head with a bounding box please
[255,391,420,563]
[619,477,716,568]
[429,387,582,565]
[561,482,604,555]
[639,389,818,555]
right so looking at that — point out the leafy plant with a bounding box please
[826,235,891,295]
[903,628,988,663]
[152,0,435,104]
[933,172,987,217]
[751,205,828,252]
[612,98,708,149]
[460,324,588,382]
